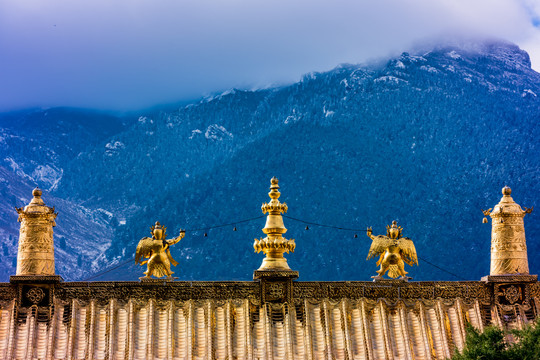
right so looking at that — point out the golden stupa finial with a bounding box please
[482,186,533,277]
[253,177,297,278]
[261,177,288,221]
[32,187,42,197]
[366,221,418,281]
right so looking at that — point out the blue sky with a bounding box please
[1,0,539,112]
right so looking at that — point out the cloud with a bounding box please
[1,0,539,111]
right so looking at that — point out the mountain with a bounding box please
[1,39,539,282]
[0,108,132,280]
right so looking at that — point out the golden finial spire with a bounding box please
[482,186,534,278]
[253,177,297,279]
[261,177,288,235]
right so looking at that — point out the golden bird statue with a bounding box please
[366,220,418,281]
[135,221,185,280]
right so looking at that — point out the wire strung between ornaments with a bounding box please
[184,215,264,234]
[416,255,466,281]
[83,258,135,281]
[81,213,467,281]
[283,214,369,232]
[82,215,266,281]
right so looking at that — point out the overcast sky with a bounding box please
[1,0,539,112]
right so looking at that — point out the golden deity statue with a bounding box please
[366,221,418,281]
[135,222,185,280]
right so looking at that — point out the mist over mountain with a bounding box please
[1,39,538,282]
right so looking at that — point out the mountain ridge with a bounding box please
[0,39,538,281]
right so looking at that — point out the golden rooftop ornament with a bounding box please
[366,221,418,281]
[15,188,58,276]
[253,177,297,278]
[482,186,533,276]
[135,221,185,280]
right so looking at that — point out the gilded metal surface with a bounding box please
[482,274,538,283]
[253,177,296,272]
[530,282,540,298]
[260,279,295,303]
[135,221,185,279]
[366,221,418,280]
[53,281,259,302]
[41,281,485,301]
[26,287,45,304]
[27,280,529,304]
[15,188,58,276]
[483,186,532,276]
[9,275,63,283]
[0,284,17,301]
[2,278,539,358]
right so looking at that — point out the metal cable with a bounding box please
[283,214,368,231]
[81,214,468,281]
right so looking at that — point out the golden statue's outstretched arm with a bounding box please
[166,230,186,246]
[366,226,374,240]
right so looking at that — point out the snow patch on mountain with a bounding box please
[189,129,203,139]
[394,60,406,69]
[284,109,301,124]
[349,69,369,84]
[31,165,63,191]
[420,65,439,73]
[205,125,233,141]
[324,107,335,118]
[4,158,32,182]
[105,141,125,156]
[374,76,408,84]
[400,53,427,63]
[447,51,462,60]
[443,65,456,72]
[220,89,236,97]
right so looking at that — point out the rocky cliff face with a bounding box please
[1,40,539,281]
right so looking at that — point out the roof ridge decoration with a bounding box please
[135,221,186,280]
[482,186,535,280]
[366,221,418,281]
[253,177,298,279]
[14,187,58,277]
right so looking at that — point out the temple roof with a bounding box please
[1,279,539,360]
[1,183,538,359]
